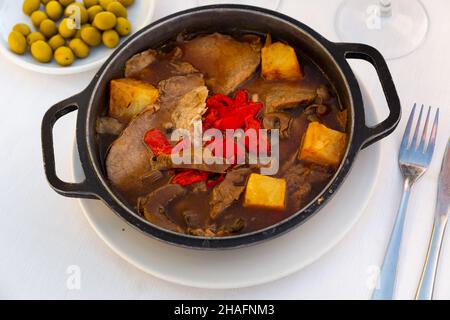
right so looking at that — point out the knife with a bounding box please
[416,138,450,300]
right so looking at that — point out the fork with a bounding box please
[372,104,439,300]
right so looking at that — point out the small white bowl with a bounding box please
[0,0,155,75]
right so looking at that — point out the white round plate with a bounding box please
[0,0,155,75]
[72,83,381,289]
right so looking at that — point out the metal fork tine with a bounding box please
[401,103,416,150]
[419,106,431,153]
[411,104,424,150]
[425,108,439,157]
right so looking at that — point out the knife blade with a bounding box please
[437,139,450,217]
[416,138,450,300]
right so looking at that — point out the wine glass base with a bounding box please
[335,0,429,59]
[196,0,281,11]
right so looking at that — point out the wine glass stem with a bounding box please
[379,0,392,17]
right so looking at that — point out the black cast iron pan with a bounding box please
[41,5,401,249]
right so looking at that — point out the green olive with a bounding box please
[23,0,41,16]
[45,1,63,21]
[8,31,27,55]
[80,26,101,46]
[58,18,77,38]
[115,17,131,36]
[54,46,75,66]
[87,5,103,22]
[99,0,115,10]
[13,23,31,37]
[107,2,127,18]
[31,40,53,63]
[58,0,75,6]
[102,29,119,48]
[48,34,65,50]
[65,3,89,24]
[83,0,98,8]
[69,38,90,58]
[118,0,133,7]
[30,10,48,28]
[27,31,46,45]
[75,23,91,38]
[93,11,116,30]
[39,19,58,38]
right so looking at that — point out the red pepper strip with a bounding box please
[206,93,235,109]
[203,101,230,128]
[244,116,260,155]
[206,138,243,164]
[144,129,172,156]
[204,90,249,122]
[203,91,267,156]
[234,90,249,108]
[214,115,246,131]
[213,103,263,131]
[203,108,220,130]
[171,170,209,187]
[206,103,229,116]
[245,115,271,155]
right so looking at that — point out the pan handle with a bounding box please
[41,94,98,199]
[336,43,402,149]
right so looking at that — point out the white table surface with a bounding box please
[1,0,449,300]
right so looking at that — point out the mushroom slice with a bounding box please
[263,112,292,139]
[138,184,186,233]
[96,117,126,136]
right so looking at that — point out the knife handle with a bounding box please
[416,213,448,300]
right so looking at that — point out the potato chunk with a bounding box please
[109,78,159,123]
[243,173,286,211]
[261,42,303,81]
[299,122,347,167]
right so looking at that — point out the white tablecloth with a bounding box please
[1,0,449,300]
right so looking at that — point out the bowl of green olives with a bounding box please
[0,0,155,74]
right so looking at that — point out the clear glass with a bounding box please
[335,0,429,59]
[196,0,281,11]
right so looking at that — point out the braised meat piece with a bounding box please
[179,33,261,95]
[125,49,158,78]
[284,165,311,212]
[209,168,251,219]
[157,73,206,120]
[125,48,199,85]
[246,79,317,113]
[284,164,331,211]
[170,86,208,131]
[154,74,208,135]
[106,110,161,196]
